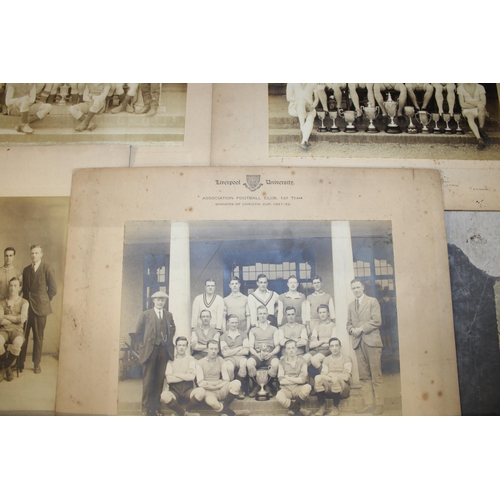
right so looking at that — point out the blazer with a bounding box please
[22,261,57,317]
[135,308,176,364]
[346,295,383,349]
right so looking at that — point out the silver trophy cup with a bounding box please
[362,104,379,133]
[317,111,327,132]
[443,113,453,134]
[255,368,271,401]
[404,106,417,134]
[339,109,357,132]
[454,113,464,134]
[432,113,442,134]
[416,110,431,134]
[384,93,401,133]
[328,110,340,132]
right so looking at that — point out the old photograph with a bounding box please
[117,220,400,416]
[446,211,500,415]
[0,197,69,415]
[0,83,186,145]
[269,83,500,160]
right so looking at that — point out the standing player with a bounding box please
[314,337,352,416]
[277,275,307,326]
[160,336,203,416]
[223,276,250,334]
[248,274,279,328]
[304,275,335,335]
[191,279,225,332]
[0,248,22,301]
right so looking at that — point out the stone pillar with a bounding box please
[331,221,359,385]
[169,221,191,339]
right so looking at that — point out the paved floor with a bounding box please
[0,354,58,415]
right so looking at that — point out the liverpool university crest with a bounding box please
[244,175,263,192]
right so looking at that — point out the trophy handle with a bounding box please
[337,108,345,118]
[374,106,379,118]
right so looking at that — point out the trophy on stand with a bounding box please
[432,113,442,134]
[362,104,379,133]
[328,110,340,132]
[404,106,418,134]
[317,111,327,132]
[255,368,271,401]
[339,109,357,132]
[416,110,431,134]
[443,113,453,134]
[454,113,464,134]
[58,84,70,106]
[384,93,401,133]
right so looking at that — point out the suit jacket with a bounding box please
[22,261,57,317]
[135,308,176,364]
[346,295,383,349]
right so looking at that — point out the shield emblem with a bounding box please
[246,175,260,190]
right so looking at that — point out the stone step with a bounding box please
[269,128,499,145]
[0,127,184,145]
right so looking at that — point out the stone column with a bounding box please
[169,221,191,339]
[331,221,359,385]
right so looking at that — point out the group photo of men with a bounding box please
[0,197,68,415]
[0,83,187,144]
[118,219,401,416]
[269,83,499,158]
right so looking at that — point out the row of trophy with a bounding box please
[317,92,464,134]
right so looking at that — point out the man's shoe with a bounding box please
[75,120,89,132]
[236,390,245,400]
[87,122,97,132]
[34,365,41,374]
[480,130,491,145]
[327,405,340,416]
[299,408,311,416]
[373,405,384,416]
[5,368,14,381]
[477,139,486,151]
[249,386,259,398]
[315,404,326,416]
[147,107,158,116]
[136,105,151,115]
[355,404,374,415]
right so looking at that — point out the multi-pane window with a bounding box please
[354,260,371,277]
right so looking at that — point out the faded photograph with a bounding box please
[0,198,69,415]
[446,211,500,415]
[118,220,401,416]
[0,83,186,145]
[269,83,500,160]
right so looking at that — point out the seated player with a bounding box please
[308,304,337,379]
[286,83,320,151]
[432,83,456,116]
[278,306,309,360]
[111,84,140,114]
[304,274,335,335]
[247,305,280,397]
[195,339,244,416]
[5,84,52,134]
[191,309,220,360]
[220,314,249,397]
[0,277,29,382]
[68,83,111,132]
[373,83,407,117]
[405,83,434,111]
[160,336,203,416]
[314,84,330,113]
[314,337,352,416]
[276,339,312,416]
[326,83,348,112]
[348,83,375,117]
[457,83,489,151]
[277,275,306,326]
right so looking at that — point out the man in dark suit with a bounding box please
[347,279,383,415]
[135,291,176,416]
[20,244,57,374]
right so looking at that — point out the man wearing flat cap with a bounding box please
[135,291,176,416]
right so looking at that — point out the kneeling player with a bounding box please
[196,339,243,416]
[160,336,203,416]
[276,339,312,416]
[247,305,280,396]
[314,338,352,416]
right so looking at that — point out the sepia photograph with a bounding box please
[117,219,401,416]
[269,83,500,160]
[0,197,69,415]
[0,83,186,146]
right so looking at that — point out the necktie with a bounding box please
[355,298,360,312]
